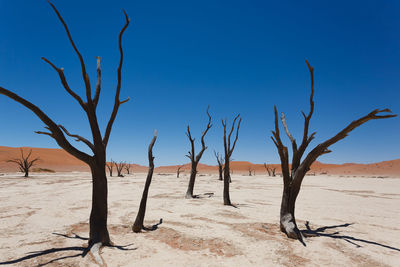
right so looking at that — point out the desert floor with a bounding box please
[0,172,399,266]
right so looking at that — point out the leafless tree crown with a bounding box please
[271,60,396,241]
[7,149,40,177]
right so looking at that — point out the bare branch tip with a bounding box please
[122,9,130,22]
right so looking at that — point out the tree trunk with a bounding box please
[279,184,302,240]
[89,161,111,246]
[218,165,223,181]
[223,161,231,205]
[24,169,29,177]
[185,162,197,198]
[132,166,154,232]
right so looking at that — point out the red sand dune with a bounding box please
[0,146,88,172]
[0,146,399,176]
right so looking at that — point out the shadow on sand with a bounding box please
[301,221,400,252]
[0,233,136,266]
[143,218,163,231]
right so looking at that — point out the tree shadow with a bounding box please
[0,232,137,266]
[0,246,87,266]
[192,192,214,199]
[301,221,400,252]
[52,232,88,241]
[143,218,163,231]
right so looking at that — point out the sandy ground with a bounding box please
[0,172,399,266]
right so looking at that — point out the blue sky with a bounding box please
[0,0,399,166]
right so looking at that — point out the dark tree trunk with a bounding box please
[89,161,111,245]
[132,168,153,232]
[185,162,198,198]
[24,171,29,178]
[223,161,231,205]
[132,132,157,233]
[218,165,223,181]
[279,183,302,239]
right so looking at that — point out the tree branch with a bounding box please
[47,1,92,104]
[58,124,95,152]
[0,86,92,163]
[296,108,396,185]
[120,97,130,105]
[230,117,242,155]
[41,57,86,110]
[271,106,290,182]
[93,56,101,108]
[227,114,240,150]
[196,106,213,162]
[292,60,315,171]
[103,10,131,147]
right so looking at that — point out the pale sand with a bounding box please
[0,172,399,266]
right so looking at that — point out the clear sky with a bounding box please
[0,0,399,166]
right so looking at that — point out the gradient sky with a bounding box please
[0,0,399,166]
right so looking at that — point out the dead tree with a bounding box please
[176,165,184,178]
[248,166,253,176]
[185,107,212,198]
[124,163,131,175]
[7,148,40,177]
[222,114,242,205]
[132,131,157,232]
[0,2,130,247]
[213,150,223,181]
[115,161,125,177]
[264,163,276,177]
[263,163,269,175]
[271,60,396,241]
[106,161,114,177]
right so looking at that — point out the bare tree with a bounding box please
[222,114,242,206]
[176,165,184,178]
[132,131,158,232]
[263,163,276,177]
[0,2,130,247]
[106,161,115,177]
[124,163,131,175]
[185,107,213,198]
[7,149,40,177]
[213,150,223,181]
[271,60,396,241]
[248,166,253,176]
[115,161,126,177]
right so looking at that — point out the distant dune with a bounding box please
[0,146,88,172]
[0,146,399,176]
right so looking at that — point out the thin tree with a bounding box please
[0,2,130,247]
[176,165,184,178]
[248,166,253,176]
[124,163,131,175]
[185,107,212,198]
[7,148,40,177]
[213,150,223,181]
[271,60,396,241]
[115,161,126,177]
[132,130,157,232]
[222,114,242,206]
[106,161,115,177]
